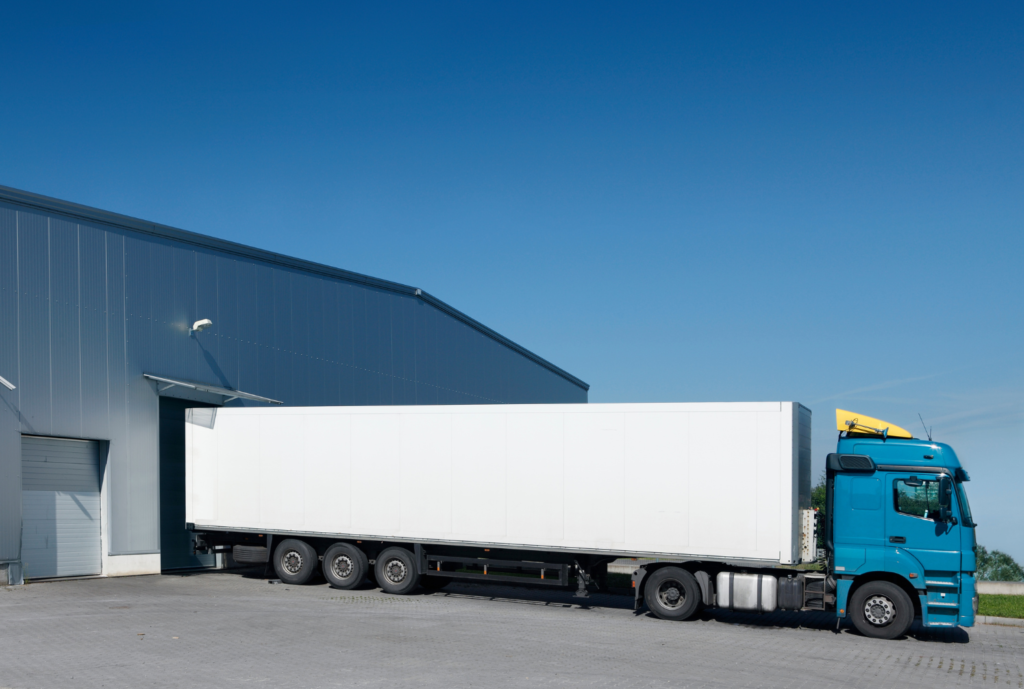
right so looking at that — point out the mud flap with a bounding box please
[694,570,714,606]
[632,565,648,610]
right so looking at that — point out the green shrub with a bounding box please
[978,595,1024,619]
[976,546,1024,582]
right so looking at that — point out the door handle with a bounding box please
[889,536,906,544]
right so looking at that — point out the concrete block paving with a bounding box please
[1,570,1021,688]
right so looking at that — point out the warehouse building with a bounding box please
[0,185,588,585]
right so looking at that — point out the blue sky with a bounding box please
[2,2,1022,560]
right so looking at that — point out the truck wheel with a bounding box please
[849,581,915,639]
[323,543,368,590]
[273,539,317,585]
[375,547,421,595]
[644,566,701,621]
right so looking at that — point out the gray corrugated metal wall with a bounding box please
[0,190,587,566]
[0,206,23,565]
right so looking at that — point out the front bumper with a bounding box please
[959,573,977,627]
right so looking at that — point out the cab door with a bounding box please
[885,472,962,625]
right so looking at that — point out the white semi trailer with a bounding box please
[187,402,819,622]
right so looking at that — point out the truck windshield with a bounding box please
[956,481,975,527]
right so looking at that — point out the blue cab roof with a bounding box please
[837,435,963,470]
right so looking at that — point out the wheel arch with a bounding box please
[635,562,716,610]
[849,572,922,619]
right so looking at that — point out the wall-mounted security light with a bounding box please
[190,319,213,335]
[0,374,15,391]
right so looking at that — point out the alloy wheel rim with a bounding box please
[384,558,408,584]
[864,595,896,626]
[283,550,303,575]
[657,580,686,610]
[332,554,354,579]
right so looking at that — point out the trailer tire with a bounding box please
[273,539,317,585]
[644,567,701,621]
[323,543,368,590]
[375,547,421,595]
[849,580,914,639]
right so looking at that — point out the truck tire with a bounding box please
[644,566,701,621]
[849,580,915,639]
[375,547,421,595]
[323,543,368,590]
[273,539,318,585]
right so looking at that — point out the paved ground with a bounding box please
[1,569,1021,689]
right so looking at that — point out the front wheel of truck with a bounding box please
[849,581,914,639]
[644,566,701,621]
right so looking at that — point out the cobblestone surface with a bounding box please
[1,569,1021,688]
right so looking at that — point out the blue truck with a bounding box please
[629,409,977,639]
[821,409,977,637]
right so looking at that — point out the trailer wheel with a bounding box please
[849,581,914,639]
[323,543,368,590]
[375,547,421,595]
[644,567,701,621]
[273,539,317,585]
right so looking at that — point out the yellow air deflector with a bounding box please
[836,409,913,439]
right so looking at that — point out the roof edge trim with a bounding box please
[1,184,589,391]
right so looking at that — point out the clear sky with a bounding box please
[2,2,1022,560]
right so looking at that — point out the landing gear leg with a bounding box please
[574,561,592,599]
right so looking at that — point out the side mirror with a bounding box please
[938,476,953,509]
[938,477,957,524]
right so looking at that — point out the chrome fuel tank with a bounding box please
[716,572,777,612]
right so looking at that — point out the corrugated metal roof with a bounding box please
[0,184,588,391]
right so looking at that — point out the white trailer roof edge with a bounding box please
[196,401,793,415]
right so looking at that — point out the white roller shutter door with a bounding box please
[21,436,102,579]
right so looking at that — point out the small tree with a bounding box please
[975,546,1024,582]
[811,472,826,542]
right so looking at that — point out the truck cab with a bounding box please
[827,410,976,638]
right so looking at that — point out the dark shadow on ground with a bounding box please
[692,608,969,643]
[187,567,971,643]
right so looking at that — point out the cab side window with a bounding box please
[894,479,941,520]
